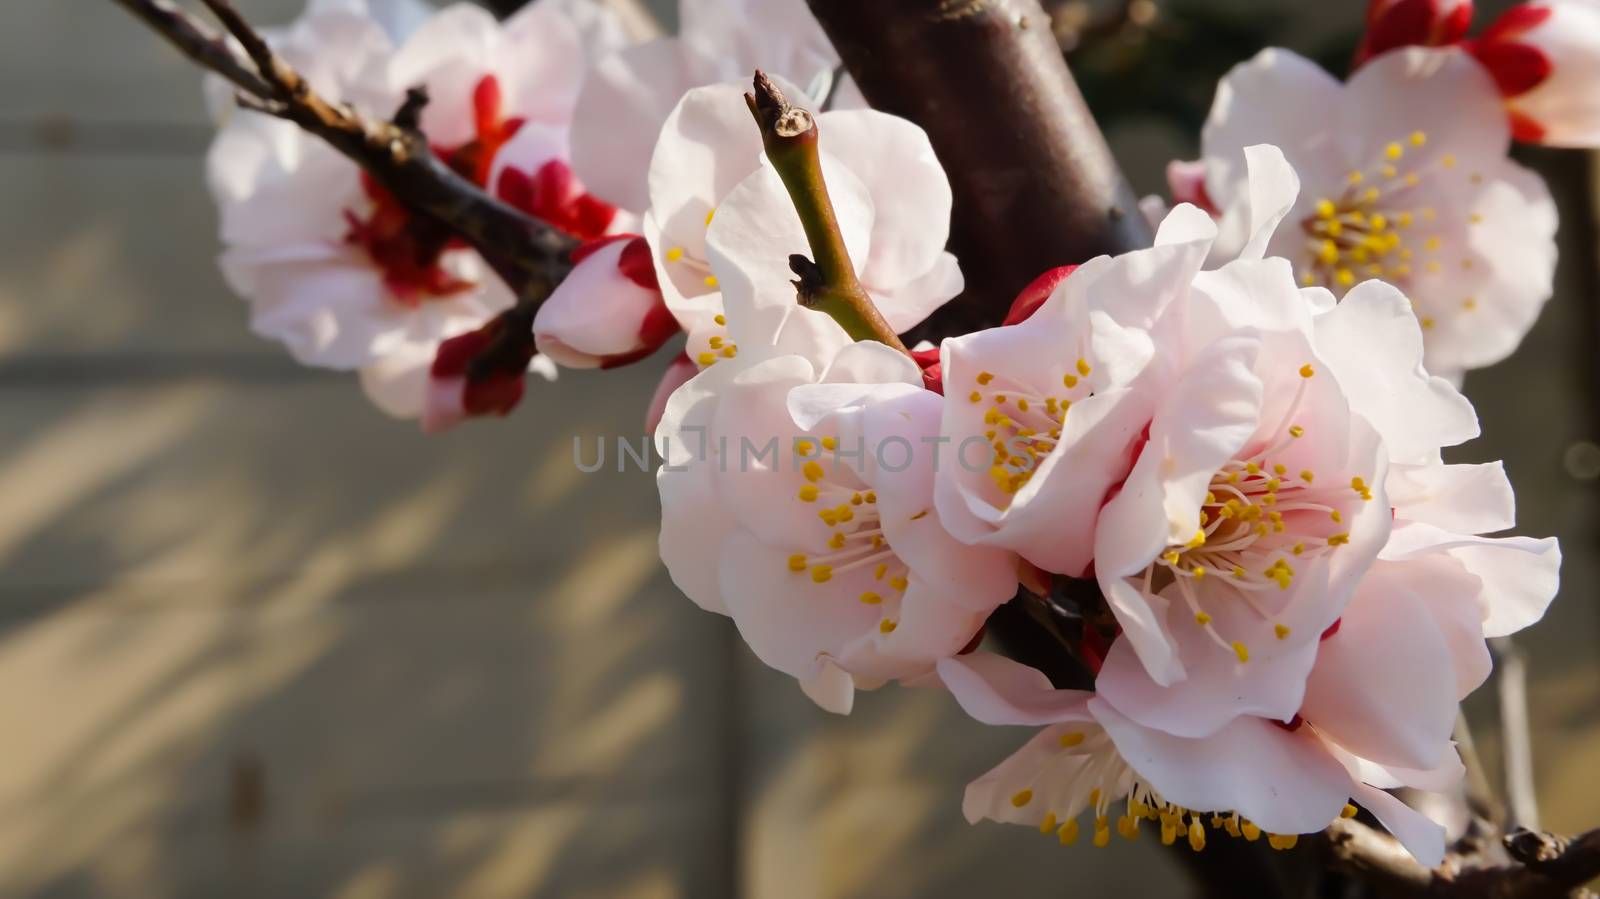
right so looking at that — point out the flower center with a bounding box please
[1297,130,1477,327]
[967,357,1095,498]
[785,437,912,634]
[344,75,525,307]
[1145,363,1374,663]
[663,205,722,292]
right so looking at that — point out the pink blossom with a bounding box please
[1470,0,1600,146]
[1199,47,1557,381]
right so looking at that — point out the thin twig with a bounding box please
[108,0,271,96]
[108,0,575,301]
[1493,637,1541,831]
[1326,818,1600,898]
[744,71,910,354]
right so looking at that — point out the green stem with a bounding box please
[744,72,910,355]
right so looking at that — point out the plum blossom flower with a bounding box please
[1470,0,1600,147]
[531,234,678,369]
[569,0,841,214]
[655,341,1017,713]
[930,206,1220,576]
[646,82,961,371]
[1090,146,1481,702]
[933,151,1558,867]
[937,650,1464,865]
[1354,0,1473,67]
[209,1,592,369]
[1198,47,1557,381]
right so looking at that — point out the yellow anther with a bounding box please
[1192,565,1206,579]
[1059,731,1086,748]
[1348,170,1364,185]
[1274,624,1292,640]
[864,491,877,503]
[1385,142,1404,161]
[828,532,846,550]
[1245,462,1261,475]
[1076,358,1092,376]
[994,394,1006,405]
[1421,317,1436,329]
[1299,364,1315,379]
[665,246,685,262]
[787,554,807,572]
[1231,566,1245,578]
[810,565,832,583]
[873,563,887,580]
[879,618,897,634]
[708,336,724,350]
[713,313,726,326]
[1186,529,1207,549]
[1342,803,1359,819]
[850,492,864,506]
[1241,821,1261,841]
[803,460,825,482]
[1335,268,1355,288]
[1093,819,1112,848]
[722,345,738,358]
[976,371,995,385]
[1443,154,1458,168]
[1319,241,1339,265]
[889,575,909,591]
[1195,611,1213,626]
[1331,509,1343,523]
[696,352,717,366]
[1232,642,1250,663]
[1010,789,1034,808]
[1058,819,1080,845]
[1040,813,1058,835]
[1188,818,1206,852]
[1268,833,1299,851]
[703,275,719,288]
[797,485,819,502]
[704,207,716,227]
[1316,198,1336,218]
[1326,219,1344,237]
[1463,298,1477,310]
[859,591,882,606]
[1160,819,1178,846]
[1328,533,1351,546]
[821,436,838,450]
[1119,816,1140,841]
[1163,550,1181,566]
[1410,131,1427,146]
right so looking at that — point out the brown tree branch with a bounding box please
[1326,818,1600,898]
[805,0,1152,341]
[108,0,576,302]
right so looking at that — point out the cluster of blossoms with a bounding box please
[198,0,1591,865]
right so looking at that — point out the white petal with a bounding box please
[1312,279,1479,461]
[937,654,1091,727]
[1090,698,1353,835]
[570,39,722,212]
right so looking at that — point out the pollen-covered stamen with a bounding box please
[784,446,912,632]
[691,314,738,368]
[1019,725,1327,852]
[970,359,1093,497]
[1144,363,1374,662]
[1297,131,1475,294]
[662,205,722,290]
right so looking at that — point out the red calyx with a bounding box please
[432,311,537,419]
[347,74,527,305]
[910,346,943,394]
[497,158,618,242]
[1320,618,1343,641]
[1470,38,1554,97]
[1004,265,1078,327]
[1354,0,1473,67]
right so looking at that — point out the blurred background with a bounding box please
[0,1,1594,896]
